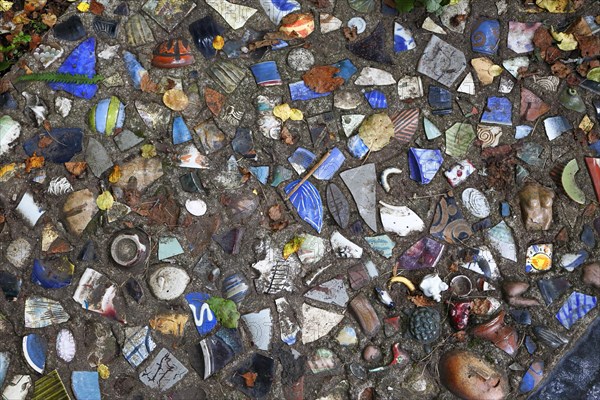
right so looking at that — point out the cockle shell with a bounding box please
[56,329,76,362]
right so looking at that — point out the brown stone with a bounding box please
[507,296,541,307]
[439,349,509,400]
[472,310,519,356]
[519,182,554,231]
[362,345,381,362]
[503,281,529,297]
[350,293,381,338]
[583,263,600,289]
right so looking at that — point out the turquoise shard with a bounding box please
[71,371,101,400]
[285,180,323,233]
[423,117,442,140]
[158,237,184,260]
[270,165,292,187]
[172,116,192,145]
[49,37,98,99]
[249,166,269,184]
[365,235,395,258]
[556,291,597,329]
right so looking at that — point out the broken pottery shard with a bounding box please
[71,371,101,400]
[242,308,272,351]
[149,313,188,336]
[544,116,572,141]
[471,57,502,85]
[304,277,349,307]
[392,108,419,145]
[487,221,517,262]
[23,128,83,163]
[148,266,190,300]
[355,67,395,86]
[556,292,597,329]
[114,156,163,191]
[380,202,424,236]
[22,334,46,374]
[350,293,380,338]
[521,88,550,121]
[205,0,256,30]
[347,23,393,65]
[538,277,570,305]
[533,326,568,349]
[0,115,20,157]
[259,0,300,25]
[197,329,242,379]
[122,326,156,367]
[365,235,395,258]
[331,231,363,258]
[85,137,113,177]
[326,183,350,229]
[397,76,424,100]
[320,14,342,34]
[445,122,475,158]
[301,303,344,344]
[461,246,500,280]
[458,73,476,95]
[462,188,490,218]
[48,37,98,100]
[397,237,445,270]
[3,375,31,400]
[125,14,153,46]
[348,260,378,290]
[31,257,74,289]
[73,268,125,323]
[143,0,196,32]
[252,241,300,294]
[139,348,188,391]
[185,293,217,336]
[408,148,443,184]
[430,193,473,244]
[16,192,45,227]
[25,296,70,328]
[503,56,529,79]
[297,234,325,264]
[340,163,377,232]
[358,113,394,151]
[417,36,466,87]
[471,19,500,55]
[275,298,300,345]
[508,22,541,53]
[284,180,323,233]
[481,97,512,126]
[63,189,96,235]
[394,22,416,52]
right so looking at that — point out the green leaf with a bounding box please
[206,297,240,329]
[421,0,444,12]
[395,0,415,12]
[0,61,13,72]
[587,67,600,82]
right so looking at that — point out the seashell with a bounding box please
[56,329,76,362]
[148,266,190,301]
[461,188,490,218]
[477,125,502,148]
[88,96,125,136]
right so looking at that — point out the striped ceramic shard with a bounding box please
[556,292,597,329]
[392,108,420,145]
[462,188,490,218]
[125,14,154,46]
[285,180,323,233]
[23,334,47,374]
[222,273,249,304]
[24,296,70,328]
[208,61,246,94]
[56,329,76,362]
[348,0,375,13]
[445,122,476,157]
[259,0,300,25]
[394,22,416,52]
[32,370,68,400]
[89,96,125,136]
[364,90,387,109]
[122,326,156,367]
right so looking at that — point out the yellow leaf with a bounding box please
[0,1,13,12]
[536,0,570,13]
[289,108,304,121]
[77,1,90,12]
[273,104,304,122]
[551,28,578,50]
[108,165,121,183]
[283,236,305,259]
[141,144,156,158]
[0,163,16,179]
[96,191,114,210]
[579,115,594,133]
[25,153,44,173]
[213,35,224,50]
[587,67,600,82]
[97,364,110,380]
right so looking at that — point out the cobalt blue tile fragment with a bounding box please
[71,371,101,400]
[519,360,544,393]
[472,217,492,232]
[313,147,345,180]
[408,148,443,184]
[510,309,532,325]
[471,19,500,55]
[347,135,369,159]
[53,15,86,41]
[185,292,218,336]
[250,61,282,86]
[332,58,358,82]
[289,81,330,101]
[31,258,74,289]
[481,97,512,126]
[364,90,387,109]
[285,179,324,233]
[581,224,596,248]
[189,15,225,59]
[556,291,597,329]
[428,86,452,115]
[172,116,193,145]
[288,147,316,174]
[22,333,47,374]
[23,128,83,163]
[48,37,98,100]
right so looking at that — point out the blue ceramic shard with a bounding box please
[481,97,512,126]
[172,116,192,145]
[560,250,589,272]
[23,128,83,163]
[500,202,510,217]
[189,16,225,59]
[250,61,282,86]
[249,166,269,184]
[0,353,8,388]
[289,81,330,101]
[519,361,544,393]
[556,291,597,329]
[525,335,537,354]
[270,165,292,187]
[222,273,249,304]
[0,271,21,301]
[122,326,156,367]
[123,51,147,89]
[515,125,533,139]
[23,334,47,374]
[408,148,444,184]
[538,278,571,305]
[364,90,387,109]
[288,147,316,174]
[394,22,416,52]
[581,224,595,248]
[510,309,532,325]
[186,292,218,336]
[313,148,345,180]
[232,128,256,159]
[365,235,395,258]
[332,58,358,82]
[53,15,86,41]
[157,237,184,260]
[49,37,98,99]
[589,140,600,156]
[271,40,288,50]
[196,329,239,379]
[429,86,452,115]
[471,19,500,55]
[31,258,74,289]
[259,0,301,25]
[72,372,101,400]
[285,179,323,233]
[347,135,369,159]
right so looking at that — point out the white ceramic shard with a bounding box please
[320,13,342,33]
[16,192,45,227]
[422,17,446,34]
[330,231,363,258]
[259,0,300,25]
[397,76,423,100]
[341,114,365,137]
[55,96,72,118]
[301,303,344,344]
[461,246,500,279]
[242,308,272,351]
[47,177,73,196]
[275,297,300,346]
[206,0,257,30]
[503,56,529,79]
[185,199,207,216]
[179,145,210,169]
[379,202,424,236]
[380,167,402,193]
[148,266,190,301]
[2,375,31,400]
[56,329,76,362]
[457,73,475,95]
[355,67,396,86]
[461,188,490,218]
[297,234,325,264]
[419,274,448,302]
[252,240,300,294]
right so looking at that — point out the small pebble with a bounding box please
[362,345,381,362]
[582,263,600,289]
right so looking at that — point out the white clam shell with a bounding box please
[56,329,76,362]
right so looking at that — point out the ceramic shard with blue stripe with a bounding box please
[122,326,156,367]
[172,116,192,145]
[285,179,323,233]
[222,273,249,304]
[481,97,513,126]
[250,61,282,86]
[185,292,218,336]
[347,135,369,159]
[22,333,47,374]
[89,96,125,136]
[471,19,500,55]
[259,0,301,25]
[71,371,101,400]
[364,90,387,109]
[123,51,147,89]
[408,148,444,184]
[288,147,316,174]
[189,15,224,59]
[48,37,98,100]
[519,360,544,393]
[394,22,416,52]
[289,81,330,101]
[555,291,597,329]
[313,147,346,180]
[429,86,452,115]
[31,258,74,289]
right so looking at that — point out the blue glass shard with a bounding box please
[364,90,387,109]
[49,37,98,99]
[314,147,345,180]
[525,335,537,354]
[289,81,330,101]
[284,179,323,233]
[556,291,597,329]
[31,259,73,289]
[332,58,358,82]
[123,51,146,89]
[185,292,218,336]
[347,135,369,159]
[72,371,101,400]
[481,97,513,126]
[288,147,316,174]
[249,166,269,184]
[519,361,544,393]
[23,334,47,374]
[172,116,192,145]
[23,128,83,163]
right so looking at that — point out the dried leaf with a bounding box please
[268,204,283,221]
[141,144,156,158]
[41,13,57,27]
[90,0,105,15]
[343,26,358,41]
[408,295,436,307]
[241,371,258,388]
[140,73,158,93]
[37,135,53,148]
[302,65,344,93]
[96,191,114,210]
[25,153,44,172]
[283,236,305,259]
[108,165,121,183]
[280,127,294,145]
[64,161,87,176]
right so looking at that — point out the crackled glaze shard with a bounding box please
[260,0,300,25]
[556,292,597,329]
[48,37,98,100]
[284,180,323,233]
[487,221,517,262]
[341,163,378,232]
[418,36,466,87]
[430,193,473,244]
[394,22,416,52]
[206,0,257,30]
[302,303,344,344]
[142,0,196,32]
[347,23,393,65]
[25,296,69,328]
